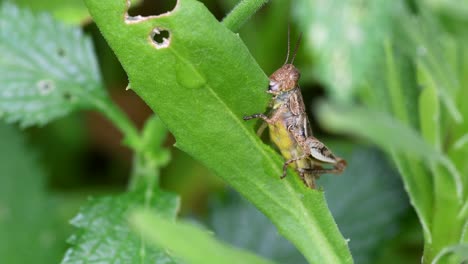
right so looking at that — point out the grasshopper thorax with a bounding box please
[268,63,300,95]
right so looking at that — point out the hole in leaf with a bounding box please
[127,0,177,17]
[150,28,170,49]
[37,80,55,95]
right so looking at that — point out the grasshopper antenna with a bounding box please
[290,32,303,65]
[283,23,291,65]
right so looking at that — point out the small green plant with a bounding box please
[0,0,467,263]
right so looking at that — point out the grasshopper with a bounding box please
[243,34,346,189]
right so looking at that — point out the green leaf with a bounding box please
[320,147,408,264]
[0,3,106,127]
[61,190,181,264]
[130,210,275,264]
[85,0,353,262]
[0,122,66,263]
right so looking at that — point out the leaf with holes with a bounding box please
[61,190,181,264]
[85,0,353,263]
[0,3,105,127]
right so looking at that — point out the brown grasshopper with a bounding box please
[243,34,346,189]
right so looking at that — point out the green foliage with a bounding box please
[2,1,467,264]
[130,210,274,264]
[84,0,353,263]
[0,123,66,263]
[0,3,105,127]
[62,190,180,264]
[61,115,180,263]
[294,0,400,102]
[314,2,468,262]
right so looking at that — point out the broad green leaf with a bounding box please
[208,193,307,264]
[85,0,352,263]
[130,210,275,264]
[0,3,105,127]
[0,122,66,263]
[61,190,181,264]
[320,147,408,264]
[294,0,400,102]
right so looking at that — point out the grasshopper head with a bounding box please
[268,64,300,95]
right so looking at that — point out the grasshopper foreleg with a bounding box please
[243,104,287,124]
[281,153,309,179]
[243,113,270,122]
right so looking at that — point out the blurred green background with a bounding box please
[2,0,468,263]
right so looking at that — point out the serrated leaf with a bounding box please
[61,190,181,264]
[0,122,65,263]
[320,147,408,264]
[0,3,105,127]
[130,210,275,264]
[85,0,353,263]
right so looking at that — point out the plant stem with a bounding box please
[93,96,141,152]
[127,116,169,191]
[222,0,269,32]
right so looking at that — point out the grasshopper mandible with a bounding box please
[243,33,346,189]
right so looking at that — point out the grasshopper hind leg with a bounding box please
[301,159,347,175]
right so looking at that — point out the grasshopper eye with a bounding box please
[268,81,279,92]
